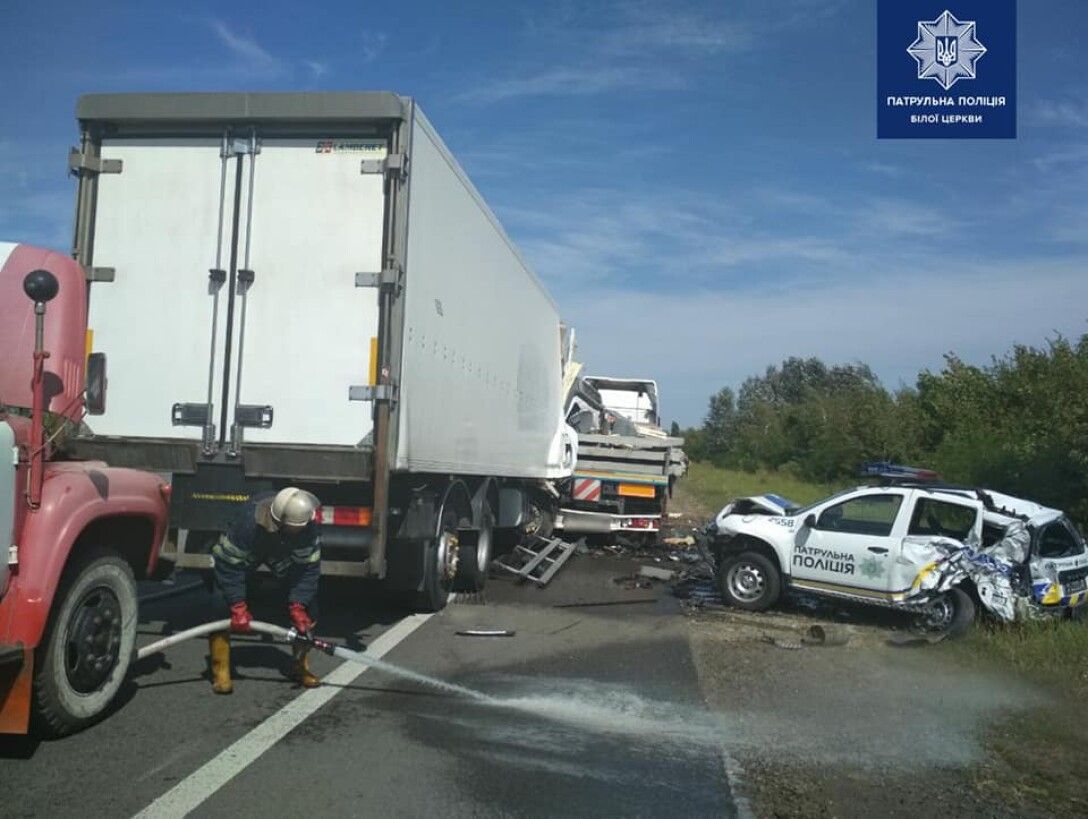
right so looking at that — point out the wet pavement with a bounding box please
[0,557,739,818]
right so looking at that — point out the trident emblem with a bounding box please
[936,36,958,67]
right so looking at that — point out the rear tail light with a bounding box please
[317,506,373,527]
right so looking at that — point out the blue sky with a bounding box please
[2,0,1086,426]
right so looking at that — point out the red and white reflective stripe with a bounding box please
[316,506,373,527]
[572,478,601,502]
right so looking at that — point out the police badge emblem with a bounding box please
[908,10,987,91]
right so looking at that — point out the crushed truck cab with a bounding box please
[704,483,1088,635]
[0,243,169,736]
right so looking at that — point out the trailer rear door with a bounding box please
[88,133,386,448]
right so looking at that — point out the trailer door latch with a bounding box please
[349,384,398,403]
[172,403,211,427]
[360,153,408,181]
[234,404,274,429]
[68,147,123,176]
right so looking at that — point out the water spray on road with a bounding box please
[137,621,718,747]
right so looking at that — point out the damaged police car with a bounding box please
[704,481,1088,637]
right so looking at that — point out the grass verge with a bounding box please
[949,617,1088,815]
[676,461,841,520]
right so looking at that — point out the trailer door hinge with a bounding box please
[360,153,408,181]
[349,383,398,403]
[8,544,17,567]
[355,265,402,294]
[68,147,123,176]
[222,133,261,158]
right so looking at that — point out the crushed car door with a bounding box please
[890,494,983,594]
[792,491,909,594]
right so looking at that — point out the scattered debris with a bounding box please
[762,634,805,650]
[887,631,949,647]
[662,535,695,546]
[802,624,850,647]
[553,598,658,609]
[492,535,577,586]
[638,565,677,582]
[762,624,850,650]
[613,574,654,590]
[673,577,727,610]
[455,629,515,638]
[449,591,487,606]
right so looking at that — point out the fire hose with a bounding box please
[136,620,343,661]
[134,620,489,701]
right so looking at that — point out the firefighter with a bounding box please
[208,487,322,694]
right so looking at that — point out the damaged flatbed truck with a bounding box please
[66,92,576,610]
[556,370,686,541]
[703,481,1088,636]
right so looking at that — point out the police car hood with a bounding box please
[712,494,800,533]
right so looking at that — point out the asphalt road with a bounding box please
[0,557,739,818]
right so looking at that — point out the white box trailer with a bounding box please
[68,92,575,608]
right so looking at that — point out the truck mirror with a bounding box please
[23,269,59,304]
[86,353,107,415]
[804,514,817,529]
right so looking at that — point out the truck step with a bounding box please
[491,536,577,586]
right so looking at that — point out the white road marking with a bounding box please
[132,613,434,818]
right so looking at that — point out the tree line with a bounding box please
[683,334,1088,527]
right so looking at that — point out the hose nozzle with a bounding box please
[284,627,337,656]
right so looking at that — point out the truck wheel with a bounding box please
[916,587,976,639]
[521,493,555,542]
[33,551,137,737]
[719,551,781,612]
[453,504,494,593]
[418,506,460,612]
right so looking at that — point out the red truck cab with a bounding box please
[0,243,170,736]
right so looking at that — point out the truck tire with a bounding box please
[33,551,137,737]
[719,551,781,612]
[916,587,976,639]
[417,506,460,612]
[453,504,494,593]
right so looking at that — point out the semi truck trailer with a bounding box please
[66,92,576,609]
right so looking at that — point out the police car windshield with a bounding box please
[791,488,856,518]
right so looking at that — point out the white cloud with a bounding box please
[0,139,72,250]
[1032,143,1088,172]
[860,198,958,237]
[1028,98,1088,129]
[601,5,752,55]
[361,31,388,63]
[458,3,751,103]
[560,258,1088,426]
[208,19,282,73]
[712,236,850,267]
[863,161,905,178]
[457,65,685,103]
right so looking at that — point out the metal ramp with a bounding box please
[492,536,576,586]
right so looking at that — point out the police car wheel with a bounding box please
[916,587,975,639]
[720,551,781,612]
